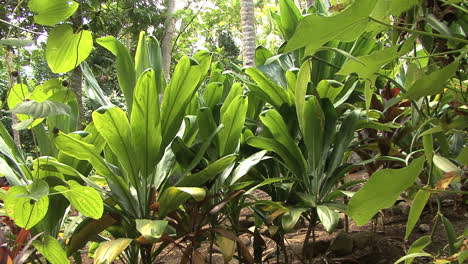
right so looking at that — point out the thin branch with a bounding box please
[369,17,468,44]
[0,18,43,35]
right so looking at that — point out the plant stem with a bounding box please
[368,17,468,44]
[0,18,43,35]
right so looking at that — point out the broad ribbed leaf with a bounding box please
[403,62,458,100]
[81,62,111,106]
[326,110,360,175]
[246,68,292,109]
[46,25,92,73]
[0,38,34,47]
[260,110,307,176]
[285,0,377,55]
[93,107,138,186]
[28,0,78,26]
[33,235,69,264]
[55,181,103,219]
[97,36,136,113]
[218,95,248,156]
[4,185,49,229]
[302,96,325,169]
[317,205,339,233]
[131,70,161,178]
[11,100,70,118]
[281,208,306,232]
[135,219,168,241]
[295,60,312,133]
[338,40,414,79]
[0,157,22,186]
[158,187,206,217]
[405,189,431,239]
[404,236,431,264]
[279,0,302,40]
[348,157,425,226]
[94,239,132,264]
[160,55,211,147]
[176,155,237,187]
[203,82,223,109]
[230,150,268,184]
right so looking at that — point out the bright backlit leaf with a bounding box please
[29,0,79,26]
[46,25,93,73]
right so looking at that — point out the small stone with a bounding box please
[239,235,251,247]
[352,232,376,250]
[329,231,354,256]
[418,224,431,233]
[397,202,410,215]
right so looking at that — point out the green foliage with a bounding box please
[46,25,93,73]
[347,157,425,226]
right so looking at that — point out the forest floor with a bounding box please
[154,171,467,264]
[75,172,467,264]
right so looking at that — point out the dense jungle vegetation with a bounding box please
[0,0,467,263]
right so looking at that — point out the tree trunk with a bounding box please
[240,0,256,67]
[70,66,83,129]
[161,0,176,80]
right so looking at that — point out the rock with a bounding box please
[352,232,376,250]
[303,240,330,259]
[206,253,239,264]
[418,224,431,233]
[239,235,251,247]
[397,201,410,215]
[329,231,354,256]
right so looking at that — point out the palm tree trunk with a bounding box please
[240,0,256,67]
[161,0,177,80]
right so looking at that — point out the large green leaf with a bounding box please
[404,236,431,264]
[203,82,223,109]
[176,155,237,187]
[4,185,49,229]
[261,110,307,175]
[10,100,71,118]
[135,219,168,242]
[302,96,325,170]
[158,187,206,217]
[218,95,248,156]
[281,207,306,232]
[54,132,137,216]
[28,0,79,26]
[0,157,22,186]
[46,25,92,73]
[285,0,378,55]
[405,189,431,239]
[55,181,103,219]
[403,62,458,100]
[279,0,302,40]
[317,205,339,233]
[229,150,268,185]
[246,68,292,109]
[81,62,111,106]
[326,110,360,175]
[33,235,69,264]
[337,40,413,79]
[160,55,212,147]
[246,136,303,179]
[131,70,162,178]
[94,239,132,264]
[347,156,425,226]
[295,60,312,134]
[93,107,138,186]
[97,36,136,113]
